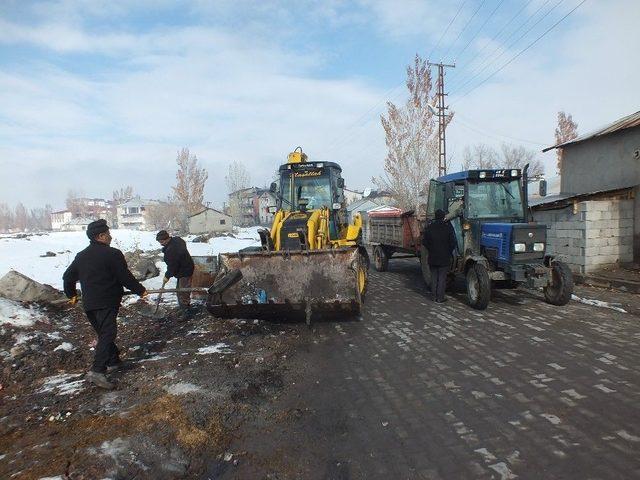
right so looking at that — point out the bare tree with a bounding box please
[0,203,14,232]
[171,148,208,232]
[145,200,180,231]
[500,144,544,177]
[462,143,544,178]
[373,54,447,211]
[462,144,498,170]
[113,186,134,205]
[225,161,251,225]
[66,189,87,217]
[14,203,28,231]
[554,111,578,174]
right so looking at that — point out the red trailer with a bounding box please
[367,208,425,271]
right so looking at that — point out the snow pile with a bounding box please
[164,382,202,395]
[0,298,44,327]
[571,294,627,313]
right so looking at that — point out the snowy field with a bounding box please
[0,228,261,326]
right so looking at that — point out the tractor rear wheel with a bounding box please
[420,246,432,291]
[544,261,573,306]
[373,246,389,272]
[466,263,491,310]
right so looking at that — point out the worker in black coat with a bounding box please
[156,230,195,313]
[63,219,147,389]
[422,209,457,303]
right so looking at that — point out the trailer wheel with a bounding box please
[420,246,432,290]
[466,263,491,310]
[544,261,574,306]
[373,246,389,272]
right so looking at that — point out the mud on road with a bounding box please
[1,301,311,480]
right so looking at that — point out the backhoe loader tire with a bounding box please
[466,263,490,310]
[420,246,432,291]
[543,261,573,306]
[373,245,389,272]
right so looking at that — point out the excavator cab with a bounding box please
[207,147,368,324]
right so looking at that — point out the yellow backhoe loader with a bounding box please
[206,147,369,323]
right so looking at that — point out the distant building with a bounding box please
[62,217,94,232]
[188,208,233,234]
[257,189,277,225]
[50,210,73,231]
[228,187,260,226]
[116,198,161,230]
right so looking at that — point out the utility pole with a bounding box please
[427,61,455,176]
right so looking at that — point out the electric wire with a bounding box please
[442,0,488,59]
[453,0,507,62]
[428,0,468,60]
[451,0,587,105]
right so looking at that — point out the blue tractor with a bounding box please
[423,167,574,310]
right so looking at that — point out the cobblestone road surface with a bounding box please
[224,260,640,480]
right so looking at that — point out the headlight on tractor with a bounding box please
[514,243,526,253]
[533,242,545,252]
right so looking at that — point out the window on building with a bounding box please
[220,219,226,225]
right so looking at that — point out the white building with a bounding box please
[188,208,233,234]
[63,217,94,232]
[117,198,160,230]
[50,210,73,231]
[257,189,277,225]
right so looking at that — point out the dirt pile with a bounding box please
[1,298,304,479]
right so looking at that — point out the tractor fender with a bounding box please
[464,255,491,274]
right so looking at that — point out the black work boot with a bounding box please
[86,371,115,390]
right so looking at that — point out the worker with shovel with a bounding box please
[63,219,147,390]
[156,230,195,319]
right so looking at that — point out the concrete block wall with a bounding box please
[533,199,634,274]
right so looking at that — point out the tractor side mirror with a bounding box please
[539,179,547,197]
[268,206,277,214]
[270,182,277,193]
[337,178,345,188]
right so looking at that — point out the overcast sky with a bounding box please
[1,0,638,210]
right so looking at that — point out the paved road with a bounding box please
[225,260,640,480]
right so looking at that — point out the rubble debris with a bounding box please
[0,270,65,304]
[40,251,57,257]
[124,250,160,281]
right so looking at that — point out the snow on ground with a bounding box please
[37,373,85,396]
[0,298,45,327]
[0,227,261,291]
[571,294,627,313]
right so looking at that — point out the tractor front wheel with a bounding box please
[544,261,574,306]
[466,263,491,310]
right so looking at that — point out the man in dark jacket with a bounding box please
[63,219,147,389]
[156,230,195,314]
[422,209,457,303]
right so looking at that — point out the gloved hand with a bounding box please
[68,295,78,306]
[140,290,148,299]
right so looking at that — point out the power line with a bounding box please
[451,0,587,105]
[446,0,536,91]
[451,0,561,95]
[453,0,507,61]
[428,0,468,60]
[454,114,547,146]
[442,0,488,59]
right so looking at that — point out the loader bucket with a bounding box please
[205,247,365,322]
